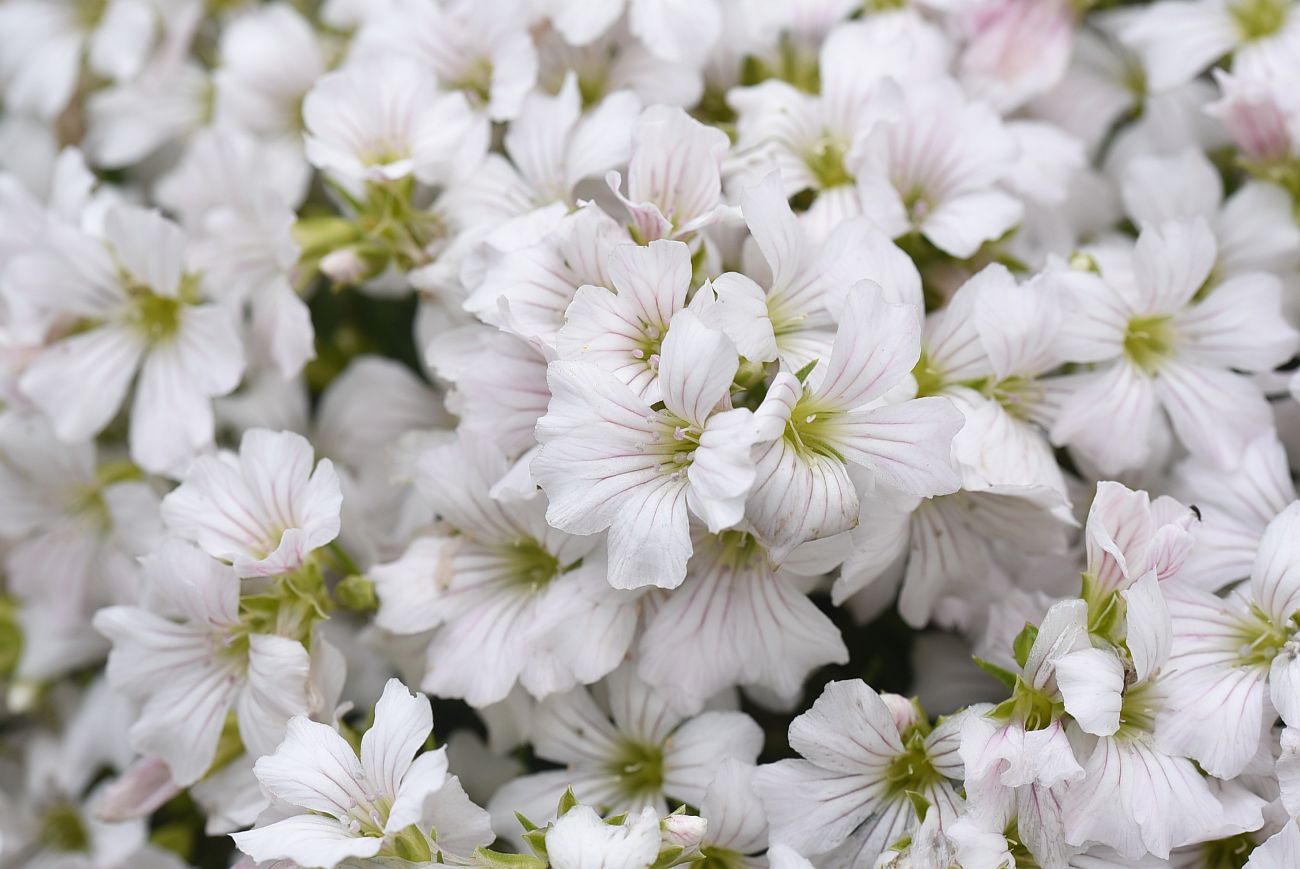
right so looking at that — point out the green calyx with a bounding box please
[608,739,666,800]
[234,557,333,651]
[39,802,90,852]
[1231,0,1289,39]
[1122,314,1175,375]
[298,178,451,287]
[387,824,435,862]
[1081,573,1127,645]
[990,676,1063,732]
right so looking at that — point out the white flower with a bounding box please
[214,4,327,143]
[487,666,763,840]
[0,0,161,119]
[636,529,847,713]
[693,171,923,373]
[302,57,487,185]
[744,284,962,557]
[605,106,733,242]
[93,540,315,786]
[754,681,965,869]
[369,432,637,706]
[534,307,759,589]
[155,127,313,379]
[1056,573,1258,859]
[161,428,342,578]
[853,77,1023,259]
[556,239,692,404]
[1173,433,1295,591]
[232,678,493,869]
[1052,218,1298,473]
[545,805,662,869]
[1158,501,1300,778]
[1120,0,1300,92]
[15,205,245,476]
[354,0,539,122]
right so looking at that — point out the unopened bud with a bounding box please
[95,757,181,821]
[660,814,706,852]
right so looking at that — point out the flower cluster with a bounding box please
[3,0,1300,868]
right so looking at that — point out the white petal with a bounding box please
[362,679,434,801]
[232,814,382,869]
[1122,572,1171,683]
[1246,824,1300,869]
[19,325,145,442]
[921,190,1023,259]
[253,717,371,818]
[810,284,921,411]
[237,634,312,758]
[1055,648,1124,737]
[830,397,964,498]
[1251,501,1300,625]
[658,310,738,427]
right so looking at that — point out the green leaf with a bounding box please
[971,656,1018,691]
[1012,622,1039,670]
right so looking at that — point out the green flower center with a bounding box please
[882,729,942,799]
[805,137,854,190]
[502,537,562,591]
[1117,681,1160,736]
[40,802,89,852]
[699,846,745,869]
[912,351,946,399]
[1233,603,1295,668]
[1122,314,1175,375]
[1231,0,1289,39]
[126,291,182,344]
[609,739,665,800]
[783,396,846,461]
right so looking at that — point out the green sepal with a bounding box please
[972,656,1018,691]
[515,812,539,833]
[905,790,931,823]
[475,847,548,869]
[793,359,819,384]
[1012,622,1039,670]
[556,788,579,818]
[522,827,549,860]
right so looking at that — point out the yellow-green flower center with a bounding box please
[39,802,89,852]
[609,739,665,800]
[805,137,854,190]
[1231,0,1289,39]
[1122,314,1175,375]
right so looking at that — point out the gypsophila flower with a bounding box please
[7,4,1300,869]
